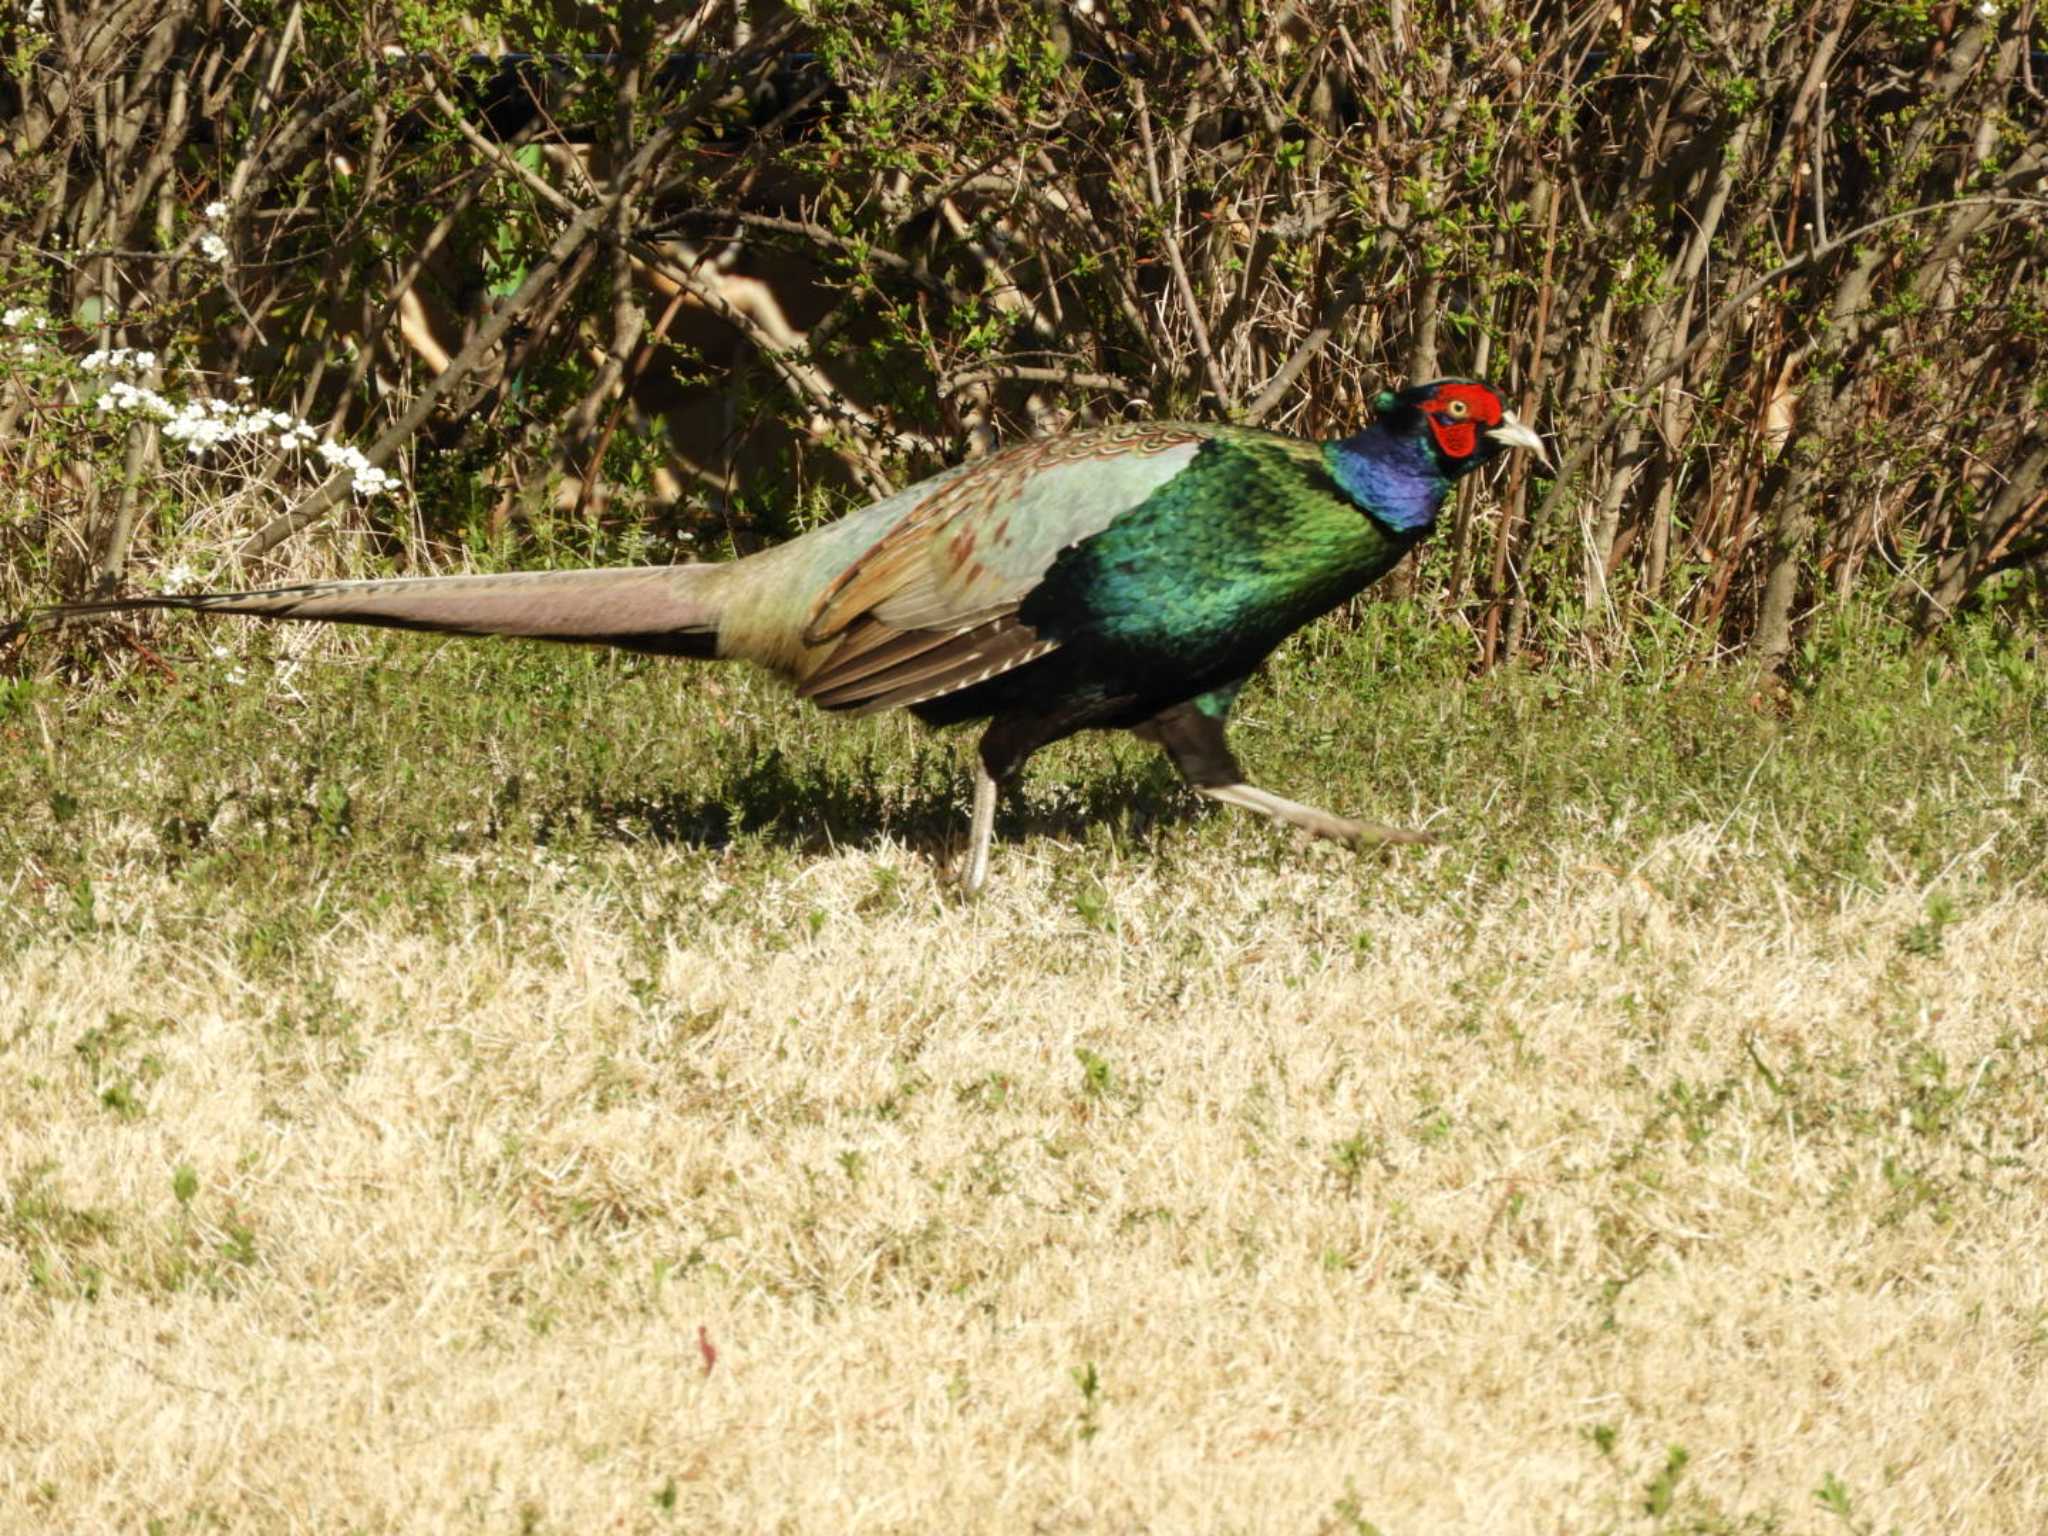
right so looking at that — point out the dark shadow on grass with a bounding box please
[538,743,1211,861]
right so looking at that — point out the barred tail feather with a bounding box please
[34,565,730,659]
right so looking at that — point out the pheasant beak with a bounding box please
[1486,411,1551,469]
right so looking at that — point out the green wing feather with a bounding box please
[770,424,1210,711]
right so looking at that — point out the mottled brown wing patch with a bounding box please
[798,614,1057,715]
[798,621,954,699]
[800,422,1206,647]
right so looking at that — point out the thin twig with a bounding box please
[941,365,1138,396]
[572,284,690,524]
[1810,81,1829,247]
[112,625,178,681]
[1241,274,1365,425]
[1132,81,1233,415]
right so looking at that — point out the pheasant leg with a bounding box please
[962,763,1000,897]
[1134,693,1435,849]
[962,706,1094,897]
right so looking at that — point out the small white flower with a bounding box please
[1977,0,1998,16]
[17,342,36,357]
[317,441,373,475]
[2,306,31,329]
[199,232,230,264]
[235,375,253,387]
[160,563,196,595]
[351,465,399,497]
[204,200,229,221]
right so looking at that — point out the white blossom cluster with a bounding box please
[93,380,399,497]
[3,306,44,330]
[6,295,401,500]
[313,439,400,496]
[5,306,45,356]
[198,198,233,264]
[81,347,159,372]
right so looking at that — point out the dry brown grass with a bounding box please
[4,823,2045,1534]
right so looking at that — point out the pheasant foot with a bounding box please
[1197,782,1436,849]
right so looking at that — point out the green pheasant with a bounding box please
[27,379,1546,892]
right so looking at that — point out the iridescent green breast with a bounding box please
[1016,432,1416,681]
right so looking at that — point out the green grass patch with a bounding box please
[3,599,2043,962]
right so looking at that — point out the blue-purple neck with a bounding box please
[1324,427,1450,534]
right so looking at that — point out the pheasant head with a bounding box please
[1328,378,1549,533]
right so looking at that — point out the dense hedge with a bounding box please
[3,1,2045,673]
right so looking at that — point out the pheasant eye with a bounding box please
[1444,398,1469,420]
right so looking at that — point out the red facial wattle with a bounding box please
[1422,383,1505,461]
[1428,418,1478,458]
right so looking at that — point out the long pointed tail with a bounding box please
[17,565,732,658]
